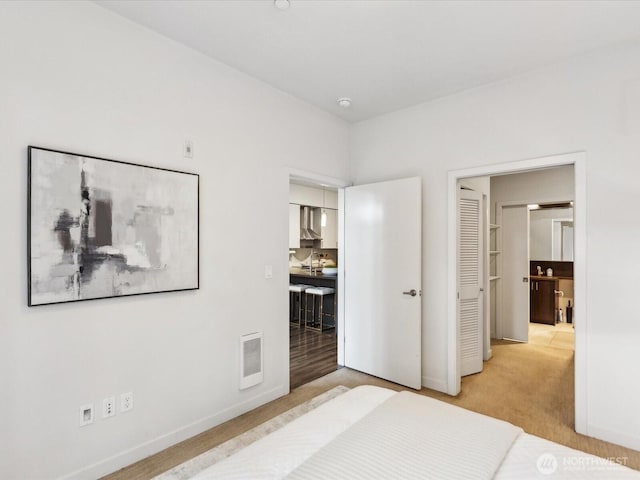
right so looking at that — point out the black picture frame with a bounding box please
[28,146,199,306]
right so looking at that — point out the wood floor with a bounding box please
[289,324,338,389]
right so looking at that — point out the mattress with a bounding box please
[192,385,639,479]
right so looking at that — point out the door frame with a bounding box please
[288,168,351,368]
[447,151,587,435]
[495,199,573,340]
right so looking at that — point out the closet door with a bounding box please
[458,188,483,377]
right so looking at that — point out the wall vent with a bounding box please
[240,332,263,390]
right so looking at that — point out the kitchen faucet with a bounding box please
[309,250,321,276]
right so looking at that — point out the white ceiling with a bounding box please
[95,0,640,123]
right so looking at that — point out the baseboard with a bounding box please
[57,384,289,480]
[587,423,640,453]
[422,375,448,393]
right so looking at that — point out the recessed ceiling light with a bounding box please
[274,0,290,10]
[337,97,352,108]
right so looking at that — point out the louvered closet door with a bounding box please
[458,188,483,377]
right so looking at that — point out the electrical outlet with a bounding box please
[120,392,133,413]
[79,404,94,427]
[103,396,116,418]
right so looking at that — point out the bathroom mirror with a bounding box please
[529,206,574,261]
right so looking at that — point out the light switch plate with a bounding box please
[184,140,194,158]
[264,265,273,279]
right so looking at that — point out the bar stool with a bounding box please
[304,287,335,331]
[289,284,311,327]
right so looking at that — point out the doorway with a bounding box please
[288,177,342,389]
[448,152,587,435]
[495,201,575,342]
[287,172,423,391]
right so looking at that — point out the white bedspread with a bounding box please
[495,433,640,479]
[192,386,395,479]
[287,390,521,480]
[192,386,640,480]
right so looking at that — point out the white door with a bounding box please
[344,177,422,389]
[458,188,483,377]
[501,205,529,342]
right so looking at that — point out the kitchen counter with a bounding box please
[290,269,337,289]
[530,275,559,281]
[290,269,337,279]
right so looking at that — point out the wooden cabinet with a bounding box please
[530,277,558,325]
[320,208,337,248]
[289,204,300,249]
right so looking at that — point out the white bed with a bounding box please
[192,386,639,479]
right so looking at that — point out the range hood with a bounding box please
[300,206,322,240]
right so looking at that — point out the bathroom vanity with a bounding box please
[529,261,574,325]
[529,275,559,325]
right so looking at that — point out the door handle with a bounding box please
[403,289,417,297]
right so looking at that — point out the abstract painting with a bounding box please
[28,146,199,306]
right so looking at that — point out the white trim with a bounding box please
[422,375,448,393]
[57,385,288,480]
[482,193,491,361]
[447,151,587,435]
[573,155,587,435]
[288,167,351,189]
[447,172,461,394]
[287,168,351,370]
[586,424,640,453]
[337,188,345,366]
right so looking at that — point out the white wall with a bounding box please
[351,39,640,450]
[490,166,574,222]
[0,2,349,479]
